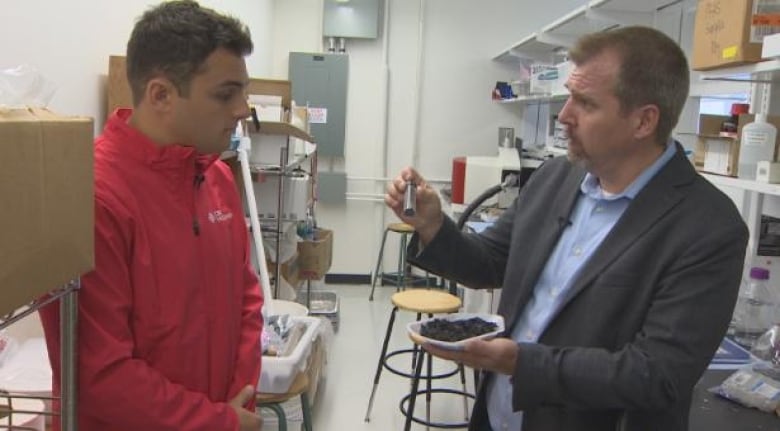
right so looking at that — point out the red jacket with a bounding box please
[39,109,263,431]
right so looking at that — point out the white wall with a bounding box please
[0,0,274,132]
[272,0,588,276]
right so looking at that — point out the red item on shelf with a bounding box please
[452,157,466,204]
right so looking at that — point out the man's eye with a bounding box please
[215,91,236,102]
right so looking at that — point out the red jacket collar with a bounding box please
[103,108,218,170]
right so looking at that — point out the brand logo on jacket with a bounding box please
[207,209,234,224]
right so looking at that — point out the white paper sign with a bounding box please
[308,107,328,124]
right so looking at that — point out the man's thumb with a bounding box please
[230,385,255,407]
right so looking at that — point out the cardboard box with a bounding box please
[694,114,736,175]
[107,55,293,115]
[0,109,94,315]
[266,253,301,289]
[298,229,333,280]
[693,0,764,70]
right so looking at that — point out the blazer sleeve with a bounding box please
[408,199,519,290]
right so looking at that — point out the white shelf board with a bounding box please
[702,173,780,197]
[495,93,569,105]
[493,5,590,62]
[493,0,667,63]
[546,146,569,156]
[689,79,750,98]
[699,59,780,83]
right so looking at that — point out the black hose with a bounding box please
[456,184,503,230]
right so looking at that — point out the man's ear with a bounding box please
[144,77,177,112]
[633,104,659,141]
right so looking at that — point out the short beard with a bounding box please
[567,147,589,170]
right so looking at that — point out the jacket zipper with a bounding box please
[192,169,205,236]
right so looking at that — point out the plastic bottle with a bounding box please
[732,267,775,349]
[296,209,315,241]
[738,113,777,180]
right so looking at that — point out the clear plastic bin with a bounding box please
[258,316,321,393]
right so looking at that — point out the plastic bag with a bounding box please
[0,65,56,108]
[753,324,780,367]
[712,367,780,413]
[0,330,18,367]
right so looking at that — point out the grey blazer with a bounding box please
[409,145,748,431]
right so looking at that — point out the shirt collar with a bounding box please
[580,140,677,201]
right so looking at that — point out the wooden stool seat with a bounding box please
[388,222,415,234]
[391,289,461,314]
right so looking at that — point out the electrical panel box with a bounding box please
[323,0,380,39]
[289,52,348,158]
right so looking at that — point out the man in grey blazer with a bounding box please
[385,26,748,431]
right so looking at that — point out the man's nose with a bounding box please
[235,99,251,120]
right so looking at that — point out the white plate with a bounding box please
[407,313,505,351]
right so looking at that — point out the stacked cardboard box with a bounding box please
[0,109,94,315]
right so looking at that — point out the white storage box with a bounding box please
[259,316,321,394]
[252,171,312,221]
[248,121,314,166]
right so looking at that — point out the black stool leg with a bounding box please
[397,233,409,292]
[404,340,425,431]
[365,306,398,421]
[426,350,433,429]
[410,312,422,378]
[369,228,391,301]
[459,363,469,421]
[426,313,434,428]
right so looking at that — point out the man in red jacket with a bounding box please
[39,2,264,430]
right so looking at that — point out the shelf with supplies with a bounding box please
[495,92,569,105]
[492,0,682,63]
[702,173,780,197]
[0,280,80,431]
[702,172,780,259]
[698,59,780,84]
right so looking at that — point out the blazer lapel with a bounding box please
[500,166,584,326]
[563,147,694,305]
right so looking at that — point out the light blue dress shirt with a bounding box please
[486,142,677,431]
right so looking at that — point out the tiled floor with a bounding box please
[304,284,476,431]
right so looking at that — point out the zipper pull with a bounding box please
[193,173,205,189]
[193,218,200,236]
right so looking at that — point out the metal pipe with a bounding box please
[347,175,451,184]
[410,0,427,169]
[274,147,288,299]
[60,280,78,431]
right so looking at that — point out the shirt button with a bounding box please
[550,289,558,298]
[573,247,582,256]
[525,330,534,341]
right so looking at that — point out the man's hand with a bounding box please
[385,167,444,244]
[422,338,518,376]
[229,385,263,431]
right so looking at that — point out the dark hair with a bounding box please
[568,26,689,144]
[126,0,253,105]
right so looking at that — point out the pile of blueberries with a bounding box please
[420,317,498,342]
